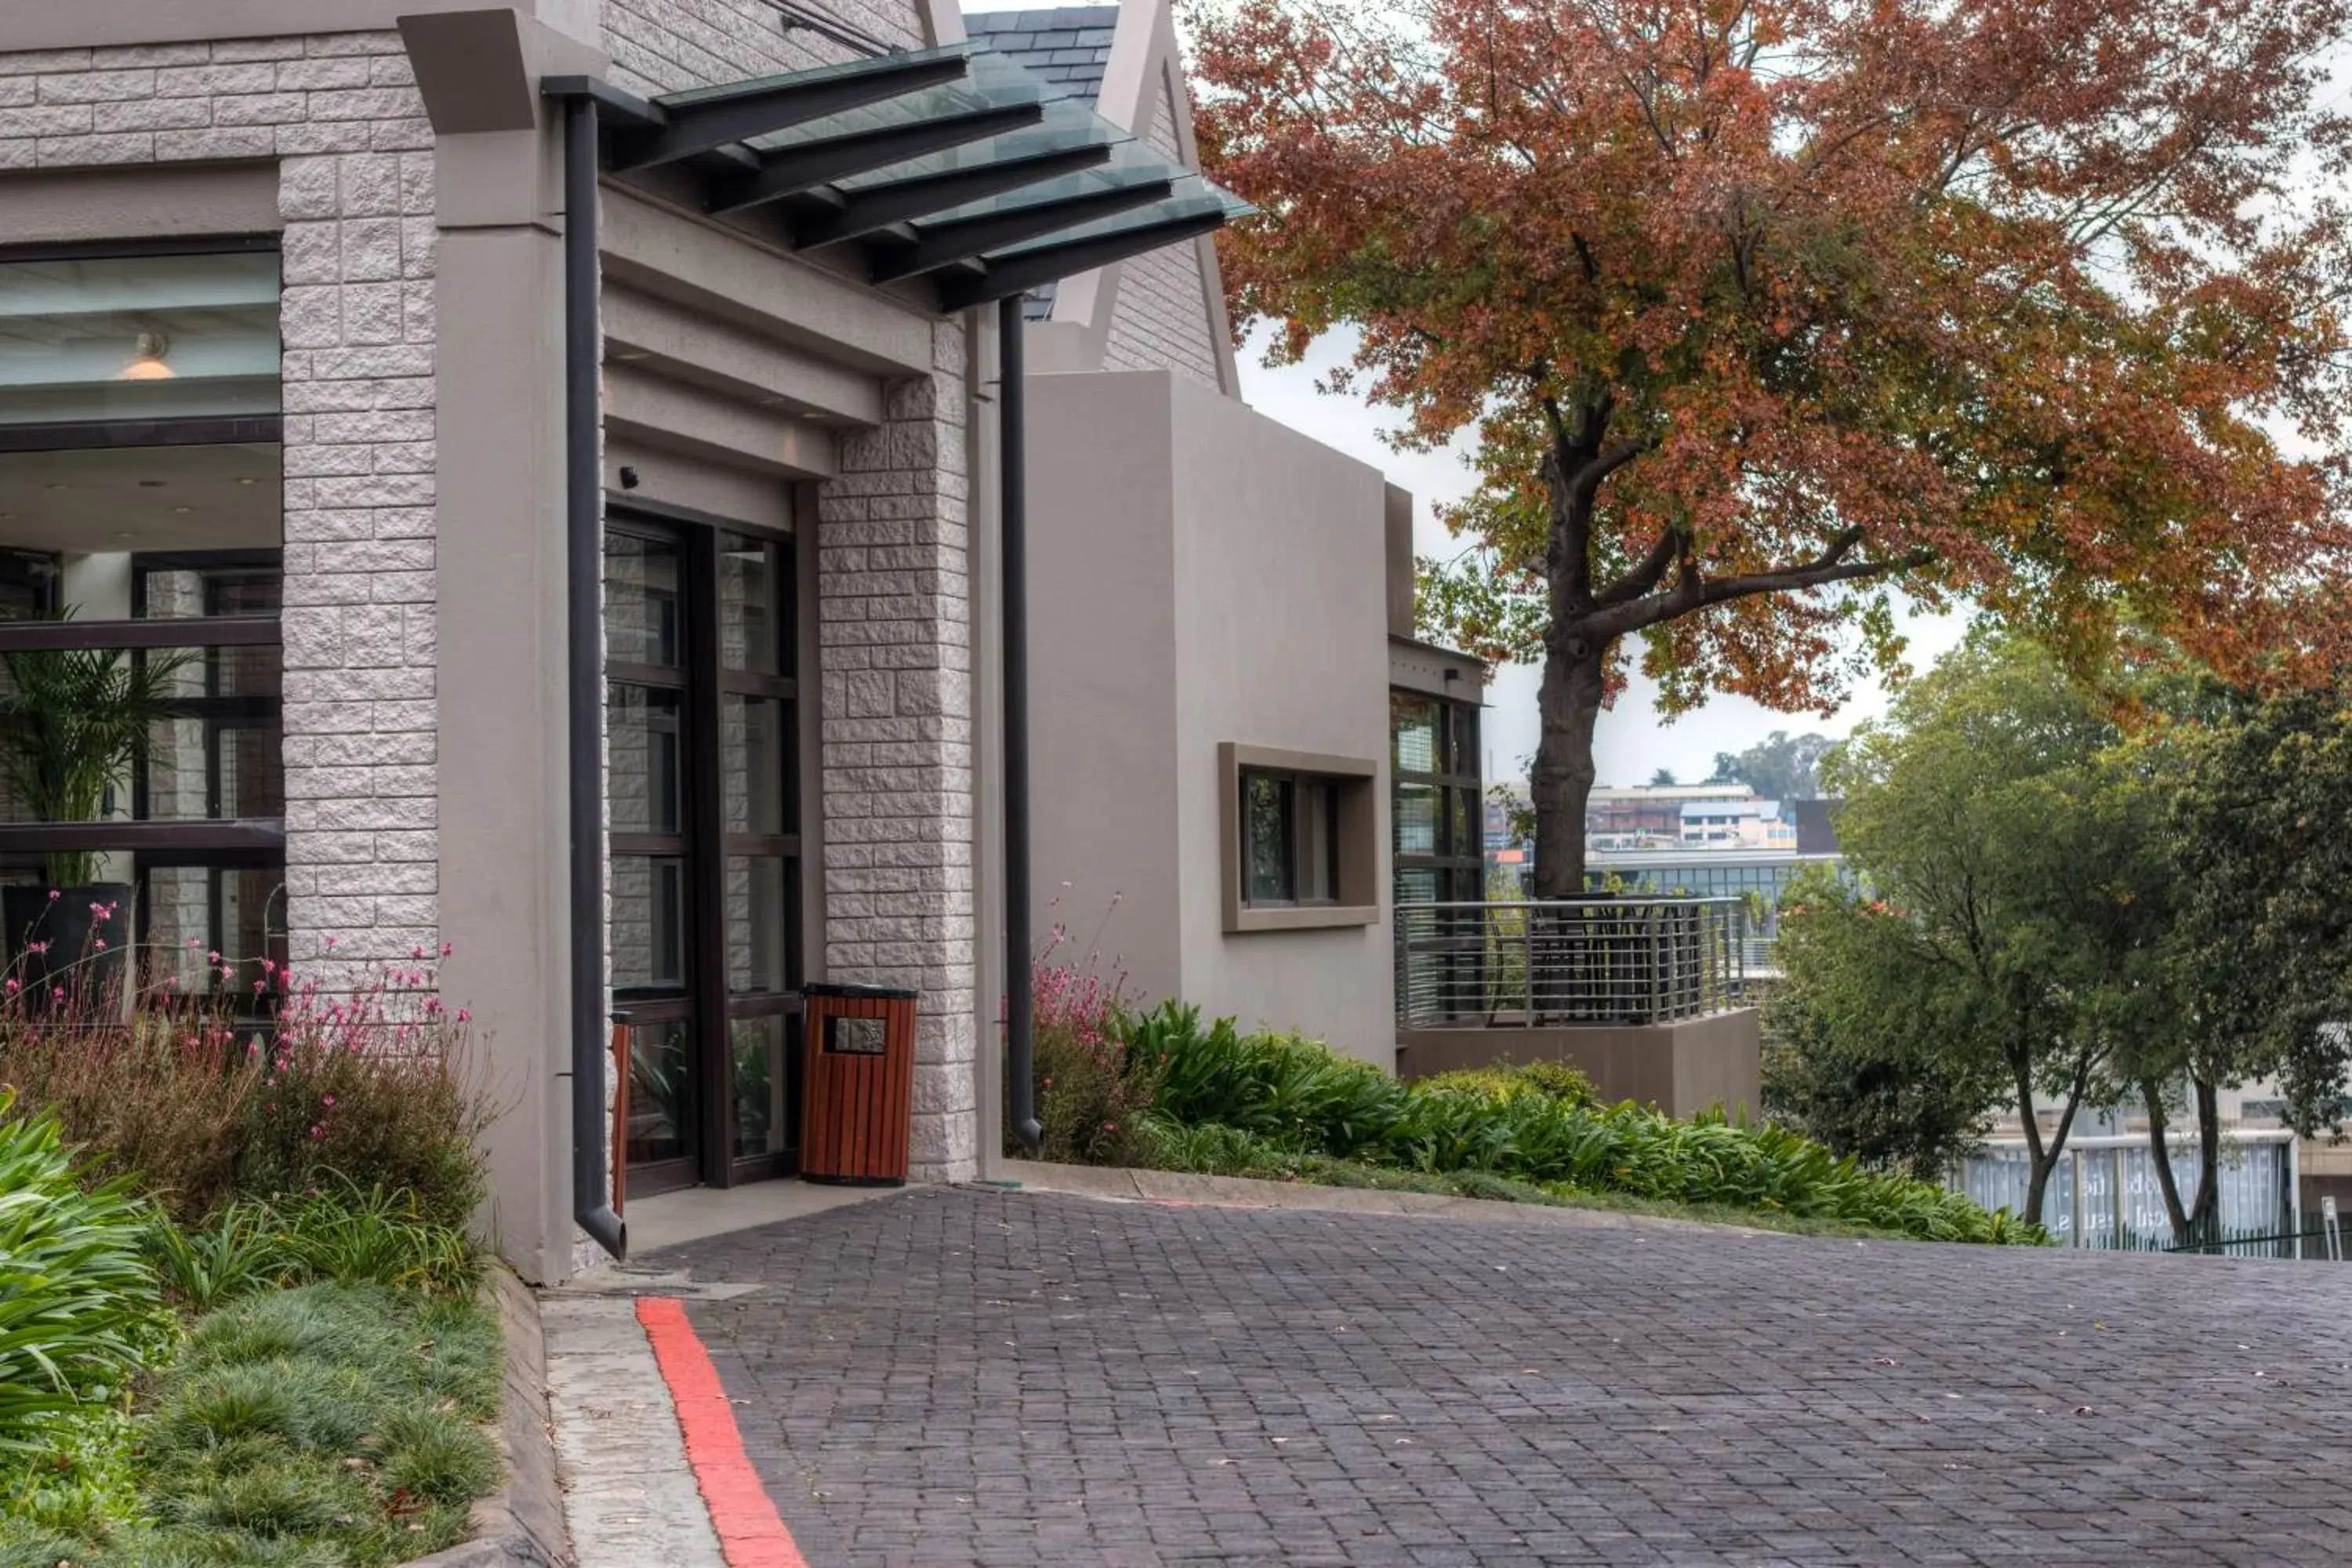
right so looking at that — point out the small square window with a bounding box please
[1221,744,1376,934]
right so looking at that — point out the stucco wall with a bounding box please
[1022,372,1184,1005]
[1169,374,1394,1063]
[1025,369,1394,1064]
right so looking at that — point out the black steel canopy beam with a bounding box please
[789,142,1116,249]
[712,100,1048,213]
[542,74,662,129]
[609,51,975,171]
[938,209,1230,310]
[868,178,1175,283]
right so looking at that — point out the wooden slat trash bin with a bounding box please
[800,982,919,1185]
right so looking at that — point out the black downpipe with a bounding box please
[1000,295,1042,1153]
[565,93,626,1259]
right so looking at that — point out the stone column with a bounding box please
[817,321,978,1182]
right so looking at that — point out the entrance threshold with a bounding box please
[620,1178,916,1254]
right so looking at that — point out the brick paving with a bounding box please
[645,1188,2352,1566]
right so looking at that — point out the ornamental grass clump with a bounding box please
[1023,957,1165,1168]
[0,945,494,1231]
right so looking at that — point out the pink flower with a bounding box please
[45,890,58,902]
[92,938,105,952]
[321,1094,336,1108]
[325,935,339,949]
[4,979,16,995]
[441,942,454,958]
[50,986,63,1002]
[309,1123,325,1140]
[456,1008,470,1023]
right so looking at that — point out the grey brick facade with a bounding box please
[1,34,441,982]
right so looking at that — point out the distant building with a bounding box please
[1585,781,1755,841]
[1679,797,1797,849]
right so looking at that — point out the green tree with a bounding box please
[1708,731,1834,801]
[1809,635,2127,1225]
[1646,767,1678,788]
[1765,870,2005,1178]
[2152,689,2352,1239]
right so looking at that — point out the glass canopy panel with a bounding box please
[0,252,281,426]
[743,49,1048,152]
[906,137,1191,229]
[652,41,975,110]
[981,182,1253,260]
[832,95,1122,191]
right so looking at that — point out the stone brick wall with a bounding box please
[600,0,921,97]
[815,327,977,1180]
[0,34,441,984]
[1100,73,1221,389]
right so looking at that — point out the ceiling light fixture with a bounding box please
[118,331,175,381]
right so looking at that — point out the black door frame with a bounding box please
[607,499,804,1198]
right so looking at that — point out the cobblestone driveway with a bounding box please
[647,1188,2352,1566]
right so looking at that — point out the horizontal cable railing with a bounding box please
[1396,897,1748,1028]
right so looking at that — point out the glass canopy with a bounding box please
[592,41,1251,310]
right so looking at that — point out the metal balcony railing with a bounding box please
[1395,897,1749,1028]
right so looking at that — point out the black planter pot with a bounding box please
[2,881,132,1003]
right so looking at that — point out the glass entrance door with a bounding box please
[604,511,803,1199]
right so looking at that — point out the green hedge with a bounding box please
[1123,1003,2040,1244]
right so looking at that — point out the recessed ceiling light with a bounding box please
[238,477,258,487]
[45,483,66,492]
[171,506,192,514]
[114,530,136,539]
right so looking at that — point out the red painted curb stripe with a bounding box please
[637,1295,811,1568]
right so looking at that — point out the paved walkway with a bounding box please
[619,1185,2352,1566]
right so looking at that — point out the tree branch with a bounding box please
[1581,532,1936,640]
[1595,518,1681,606]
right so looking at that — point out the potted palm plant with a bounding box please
[0,614,194,996]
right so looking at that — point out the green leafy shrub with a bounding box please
[0,1094,167,1452]
[1128,1009,2038,1244]
[147,1201,285,1312]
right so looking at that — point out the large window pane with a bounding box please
[611,853,688,994]
[1394,782,1438,856]
[604,533,682,667]
[0,251,281,426]
[731,1013,789,1159]
[1243,771,1292,903]
[1391,692,1439,775]
[608,685,683,836]
[627,1018,694,1168]
[722,695,787,837]
[718,532,783,676]
[725,855,789,993]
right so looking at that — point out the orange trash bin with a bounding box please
[799,983,919,1185]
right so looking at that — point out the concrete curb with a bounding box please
[405,1269,574,1567]
[993,1158,1784,1236]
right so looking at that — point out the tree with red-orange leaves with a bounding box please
[1189,0,2352,895]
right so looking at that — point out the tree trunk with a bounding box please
[1529,633,1608,898]
[2188,1076,2221,1243]
[2142,1079,2192,1246]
